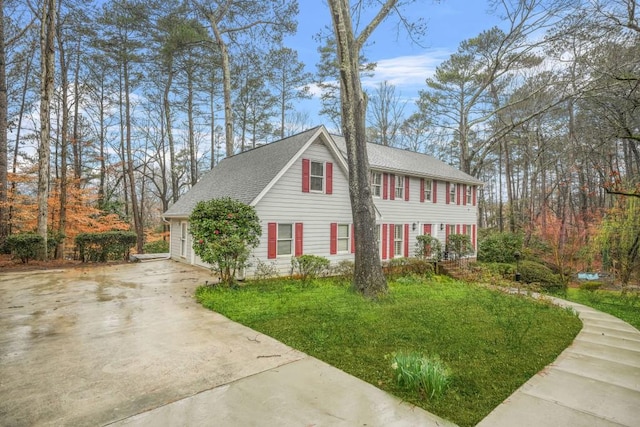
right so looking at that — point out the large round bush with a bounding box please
[518,260,564,293]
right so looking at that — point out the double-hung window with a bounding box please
[370,171,382,197]
[310,161,324,192]
[449,182,456,204]
[337,224,350,252]
[466,186,472,205]
[395,176,404,200]
[424,179,432,201]
[277,224,293,256]
[394,224,403,257]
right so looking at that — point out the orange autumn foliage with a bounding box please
[5,173,130,249]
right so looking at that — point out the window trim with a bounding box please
[393,224,403,258]
[395,175,404,200]
[310,161,324,192]
[277,223,293,257]
[337,224,350,253]
[424,179,432,202]
[466,186,472,205]
[370,171,382,198]
[449,182,456,204]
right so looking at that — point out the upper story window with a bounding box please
[310,161,324,191]
[424,179,432,201]
[395,175,404,200]
[277,224,293,256]
[370,171,382,197]
[302,159,333,194]
[466,186,472,205]
[449,182,456,204]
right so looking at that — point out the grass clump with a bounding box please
[196,276,581,426]
[391,351,450,399]
[565,287,640,330]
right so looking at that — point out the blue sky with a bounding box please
[285,0,504,127]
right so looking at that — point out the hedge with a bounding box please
[75,231,137,262]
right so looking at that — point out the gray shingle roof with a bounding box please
[163,127,321,218]
[331,135,484,185]
[163,126,483,218]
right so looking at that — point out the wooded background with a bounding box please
[0,0,638,279]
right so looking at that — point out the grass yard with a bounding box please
[196,276,581,427]
[564,287,640,330]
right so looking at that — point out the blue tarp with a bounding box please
[578,272,600,281]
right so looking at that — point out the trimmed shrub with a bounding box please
[385,257,434,279]
[292,254,330,281]
[143,239,169,254]
[518,260,564,293]
[75,231,137,262]
[478,232,523,263]
[415,234,443,261]
[447,234,472,260]
[6,233,43,263]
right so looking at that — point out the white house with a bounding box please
[163,126,483,277]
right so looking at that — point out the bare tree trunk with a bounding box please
[206,16,234,157]
[56,9,68,259]
[187,67,197,185]
[163,61,179,202]
[72,38,81,180]
[37,0,56,260]
[0,0,8,242]
[328,0,394,298]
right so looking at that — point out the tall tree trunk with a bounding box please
[187,66,197,185]
[163,60,179,202]
[97,73,106,208]
[0,0,8,242]
[328,0,391,298]
[56,9,68,259]
[206,16,233,157]
[123,58,144,254]
[37,0,56,260]
[72,37,81,180]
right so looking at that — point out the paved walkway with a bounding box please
[477,296,640,427]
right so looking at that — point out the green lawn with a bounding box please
[564,287,640,330]
[196,276,581,427]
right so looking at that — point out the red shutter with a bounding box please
[302,159,310,193]
[330,223,337,255]
[383,173,388,200]
[420,179,425,203]
[382,224,388,259]
[267,223,277,259]
[404,176,410,201]
[473,186,477,206]
[423,224,431,235]
[463,184,467,205]
[433,180,438,203]
[456,184,461,205]
[446,182,450,204]
[390,175,396,200]
[389,224,395,258]
[472,224,477,250]
[295,223,303,256]
[404,224,409,257]
[350,224,355,253]
[326,162,333,195]
[456,224,461,234]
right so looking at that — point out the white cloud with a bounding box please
[362,49,451,89]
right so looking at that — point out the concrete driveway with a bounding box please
[1,260,451,427]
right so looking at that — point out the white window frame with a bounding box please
[449,182,456,203]
[337,224,350,253]
[180,222,188,257]
[277,223,293,256]
[394,224,403,258]
[424,179,432,201]
[310,161,324,192]
[370,171,382,197]
[395,175,404,200]
[466,185,472,205]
